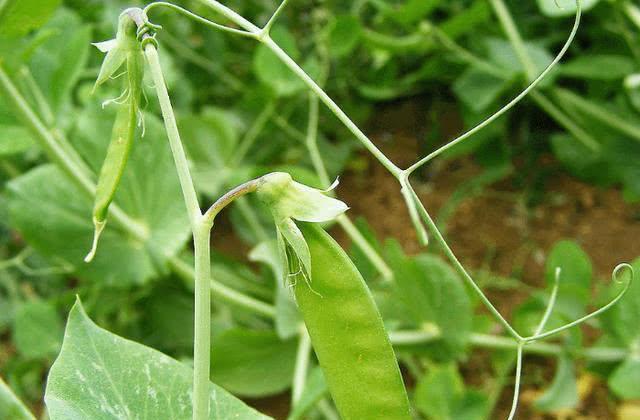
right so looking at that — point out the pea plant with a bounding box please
[0,0,638,419]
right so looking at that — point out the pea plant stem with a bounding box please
[168,256,276,318]
[261,36,403,178]
[198,0,403,178]
[488,0,537,82]
[145,43,211,420]
[0,65,93,195]
[292,327,312,404]
[529,90,600,151]
[488,0,599,153]
[406,0,586,174]
[406,184,522,340]
[304,93,393,280]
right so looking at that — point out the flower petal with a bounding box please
[286,181,349,223]
[92,39,117,53]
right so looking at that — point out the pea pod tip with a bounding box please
[85,218,107,263]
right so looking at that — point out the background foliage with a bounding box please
[1,0,640,418]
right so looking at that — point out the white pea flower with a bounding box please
[256,172,348,285]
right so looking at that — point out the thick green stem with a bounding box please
[193,223,212,420]
[145,43,210,420]
[145,45,202,226]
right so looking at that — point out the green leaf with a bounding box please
[387,0,442,25]
[12,300,63,359]
[415,364,488,420]
[45,300,271,419]
[288,367,328,420]
[545,240,592,319]
[600,259,640,347]
[486,38,555,85]
[140,285,195,353]
[29,8,91,113]
[179,107,241,197]
[0,125,33,156]
[325,15,362,58]
[0,376,35,420]
[453,68,511,113]
[559,55,635,81]
[609,357,640,400]
[7,111,190,286]
[211,328,297,397]
[537,0,600,17]
[0,0,61,36]
[535,355,578,411]
[253,27,304,96]
[249,241,301,340]
[387,243,472,360]
[415,365,463,420]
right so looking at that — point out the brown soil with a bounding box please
[330,99,640,419]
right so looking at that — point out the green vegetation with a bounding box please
[1,1,640,419]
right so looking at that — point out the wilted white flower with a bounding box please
[256,172,348,285]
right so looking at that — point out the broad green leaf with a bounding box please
[415,365,463,420]
[325,15,362,58]
[415,364,488,420]
[486,38,555,85]
[179,107,241,197]
[537,0,600,17]
[0,0,61,36]
[550,133,602,180]
[387,0,442,25]
[45,300,271,419]
[253,27,304,97]
[140,285,195,353]
[609,357,640,400]
[535,355,578,411]
[0,125,33,156]
[0,376,35,420]
[7,111,190,286]
[560,55,635,81]
[545,240,592,318]
[453,68,511,113]
[211,328,297,397]
[13,300,63,359]
[387,243,472,360]
[29,8,91,114]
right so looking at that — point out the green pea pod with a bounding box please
[85,11,144,263]
[294,223,411,420]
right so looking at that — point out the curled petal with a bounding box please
[257,172,349,223]
[92,39,117,53]
[322,177,340,193]
[288,181,348,223]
